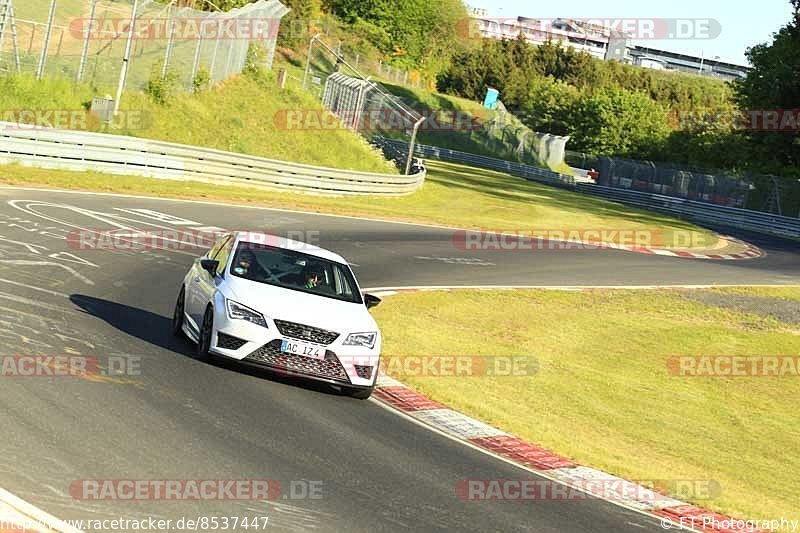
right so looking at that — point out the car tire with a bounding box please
[197,305,214,360]
[347,386,374,400]
[171,287,186,338]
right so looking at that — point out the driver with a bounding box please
[304,267,323,289]
[234,249,264,278]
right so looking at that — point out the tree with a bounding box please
[733,0,800,171]
[323,0,471,75]
[567,88,670,157]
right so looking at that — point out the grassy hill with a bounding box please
[0,73,396,173]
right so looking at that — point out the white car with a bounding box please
[172,231,382,399]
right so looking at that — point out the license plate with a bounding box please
[280,340,324,360]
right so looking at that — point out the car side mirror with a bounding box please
[200,259,219,277]
[364,293,382,309]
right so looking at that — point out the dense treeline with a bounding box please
[321,0,471,74]
[437,36,736,160]
[730,0,800,175]
[437,3,800,181]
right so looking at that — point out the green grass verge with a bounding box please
[370,288,800,524]
[0,160,718,248]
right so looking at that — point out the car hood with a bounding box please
[223,276,378,335]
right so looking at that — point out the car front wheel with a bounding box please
[171,287,186,337]
[197,305,214,360]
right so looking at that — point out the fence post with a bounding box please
[55,27,64,55]
[352,77,369,132]
[223,32,234,78]
[113,0,139,117]
[302,33,320,89]
[36,0,57,80]
[190,21,205,91]
[76,0,97,82]
[208,18,222,86]
[161,4,176,79]
[406,118,423,175]
[27,23,35,54]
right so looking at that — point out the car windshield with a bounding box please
[229,241,363,304]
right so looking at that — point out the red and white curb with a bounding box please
[371,377,766,532]
[369,290,768,533]
[572,235,764,260]
[620,236,764,261]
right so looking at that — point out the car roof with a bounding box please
[233,232,349,265]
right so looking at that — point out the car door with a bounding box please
[187,234,231,326]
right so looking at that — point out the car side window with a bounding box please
[214,238,234,277]
[208,235,231,260]
[333,266,353,298]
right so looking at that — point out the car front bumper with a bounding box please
[208,308,380,388]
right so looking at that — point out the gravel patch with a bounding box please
[678,290,800,326]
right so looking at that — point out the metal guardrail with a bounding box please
[574,184,800,239]
[387,138,800,239]
[375,137,576,189]
[0,123,426,196]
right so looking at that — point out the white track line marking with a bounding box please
[0,278,70,297]
[0,487,83,532]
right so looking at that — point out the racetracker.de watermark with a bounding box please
[457,17,722,40]
[375,355,536,377]
[273,109,485,133]
[0,355,140,377]
[67,229,321,252]
[673,109,800,131]
[456,478,720,501]
[451,229,678,251]
[668,356,800,377]
[69,479,323,501]
[68,17,282,41]
[0,109,151,132]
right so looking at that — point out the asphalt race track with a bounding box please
[0,187,798,533]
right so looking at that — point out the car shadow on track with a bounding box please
[69,294,352,399]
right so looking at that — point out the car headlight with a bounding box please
[343,332,377,349]
[226,299,268,328]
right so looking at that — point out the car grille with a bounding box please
[274,319,340,346]
[354,365,374,380]
[217,332,247,351]
[244,340,350,383]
